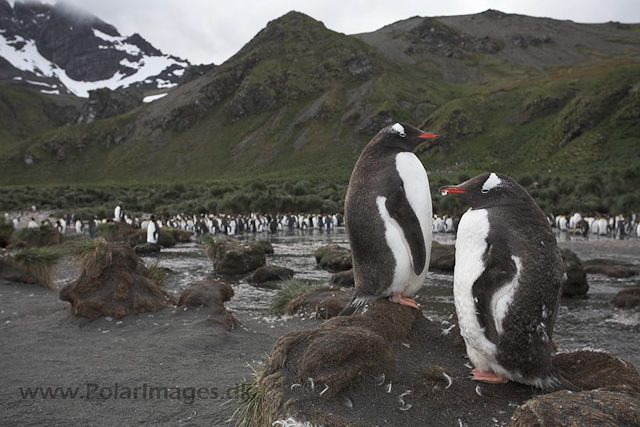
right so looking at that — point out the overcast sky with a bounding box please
[20,0,640,65]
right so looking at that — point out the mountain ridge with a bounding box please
[0,0,194,97]
[0,8,639,186]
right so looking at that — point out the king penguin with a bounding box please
[440,173,577,391]
[339,122,438,315]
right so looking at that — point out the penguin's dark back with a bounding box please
[487,200,565,378]
[345,145,401,296]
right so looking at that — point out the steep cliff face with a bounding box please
[0,0,192,97]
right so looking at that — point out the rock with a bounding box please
[330,269,355,287]
[177,279,236,329]
[134,242,160,255]
[314,244,352,273]
[253,240,274,255]
[248,265,294,284]
[247,301,640,427]
[287,287,353,319]
[584,259,639,278]
[613,287,640,309]
[76,88,143,124]
[205,238,266,276]
[60,243,176,319]
[429,241,456,272]
[560,249,589,296]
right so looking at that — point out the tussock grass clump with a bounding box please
[96,223,119,241]
[146,262,166,287]
[13,225,63,247]
[271,279,320,316]
[0,217,13,247]
[11,247,63,289]
[229,364,267,427]
[65,237,112,272]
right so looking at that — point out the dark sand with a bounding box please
[0,279,322,426]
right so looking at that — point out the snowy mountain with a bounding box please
[0,0,191,97]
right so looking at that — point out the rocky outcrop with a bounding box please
[246,300,640,427]
[314,244,352,273]
[248,265,294,284]
[60,243,175,319]
[205,238,266,275]
[330,269,355,287]
[177,279,236,329]
[560,249,589,296]
[613,287,640,309]
[76,89,143,124]
[584,259,639,278]
[287,287,353,319]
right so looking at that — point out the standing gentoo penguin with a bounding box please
[440,173,577,390]
[339,122,438,315]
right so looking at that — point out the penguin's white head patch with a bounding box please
[481,173,502,193]
[391,123,406,137]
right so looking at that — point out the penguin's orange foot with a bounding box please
[470,369,508,384]
[389,294,419,309]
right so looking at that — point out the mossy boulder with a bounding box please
[12,225,63,247]
[560,249,589,297]
[97,222,136,242]
[60,242,176,319]
[613,287,640,309]
[205,238,266,276]
[330,269,355,287]
[245,300,640,427]
[584,259,639,278]
[134,242,161,255]
[314,244,352,273]
[177,279,236,329]
[429,241,456,273]
[287,287,353,319]
[248,265,294,284]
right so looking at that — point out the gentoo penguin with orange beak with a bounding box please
[340,123,438,315]
[440,173,577,390]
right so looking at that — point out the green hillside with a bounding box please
[1,11,639,214]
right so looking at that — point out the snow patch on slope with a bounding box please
[0,32,187,97]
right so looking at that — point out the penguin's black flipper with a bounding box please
[472,243,517,344]
[385,186,426,275]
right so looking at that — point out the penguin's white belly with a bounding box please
[147,224,158,244]
[374,152,432,297]
[454,208,500,372]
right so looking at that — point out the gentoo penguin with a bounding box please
[147,215,159,244]
[440,173,577,390]
[340,122,438,315]
[28,217,38,228]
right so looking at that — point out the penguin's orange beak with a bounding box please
[418,132,439,140]
[439,186,466,196]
